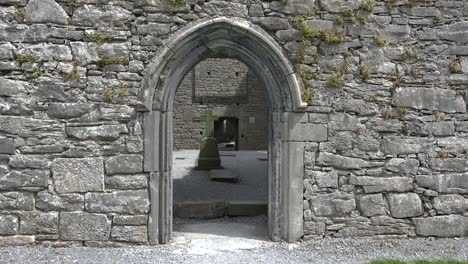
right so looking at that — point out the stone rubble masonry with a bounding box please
[0,0,467,246]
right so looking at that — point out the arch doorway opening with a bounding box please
[138,17,307,244]
[171,58,270,242]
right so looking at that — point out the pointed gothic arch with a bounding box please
[137,17,307,244]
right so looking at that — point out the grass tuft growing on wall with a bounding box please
[16,54,38,63]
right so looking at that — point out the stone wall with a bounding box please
[0,0,467,246]
[173,58,269,150]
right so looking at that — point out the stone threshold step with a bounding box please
[173,201,267,219]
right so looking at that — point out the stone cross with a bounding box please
[200,110,218,138]
[196,110,222,170]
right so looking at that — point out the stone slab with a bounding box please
[52,158,104,193]
[414,215,468,237]
[173,201,226,219]
[226,201,267,216]
[60,212,111,241]
[209,169,239,183]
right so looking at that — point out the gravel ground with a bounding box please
[173,150,268,202]
[1,237,467,264]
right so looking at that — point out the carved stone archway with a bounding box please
[137,17,307,244]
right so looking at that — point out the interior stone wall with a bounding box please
[0,0,467,246]
[173,58,269,150]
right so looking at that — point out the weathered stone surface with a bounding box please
[394,87,466,113]
[0,117,63,138]
[309,192,355,216]
[0,43,14,60]
[137,23,171,36]
[304,221,326,236]
[60,212,111,241]
[70,42,99,65]
[105,174,148,190]
[204,1,248,17]
[113,215,147,226]
[433,194,468,215]
[437,137,468,154]
[0,215,18,235]
[85,190,149,214]
[409,7,441,17]
[414,215,468,237]
[382,137,432,155]
[438,22,468,44]
[36,191,84,211]
[350,176,414,193]
[100,105,135,121]
[0,170,49,190]
[335,216,414,237]
[353,134,380,152]
[17,44,72,61]
[289,123,328,142]
[0,137,14,154]
[319,0,363,12]
[47,103,94,119]
[0,78,30,97]
[317,153,377,170]
[174,201,225,219]
[384,158,419,176]
[96,42,130,60]
[416,174,468,194]
[105,155,143,175]
[276,29,301,42]
[0,236,34,246]
[19,212,58,235]
[72,5,131,28]
[52,158,104,193]
[0,192,34,210]
[34,78,70,102]
[66,125,128,141]
[330,113,360,131]
[0,24,49,42]
[110,226,148,243]
[253,17,289,31]
[249,4,263,17]
[9,155,50,169]
[430,158,468,172]
[0,6,15,23]
[358,194,387,217]
[334,98,378,116]
[126,137,143,153]
[380,25,411,41]
[422,122,455,136]
[312,170,338,188]
[25,0,68,25]
[270,0,315,15]
[388,193,423,218]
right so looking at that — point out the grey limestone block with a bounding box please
[52,158,105,193]
[110,226,148,243]
[0,214,18,235]
[414,215,468,237]
[85,190,149,214]
[25,0,69,25]
[105,155,143,175]
[60,212,111,241]
[387,193,423,219]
